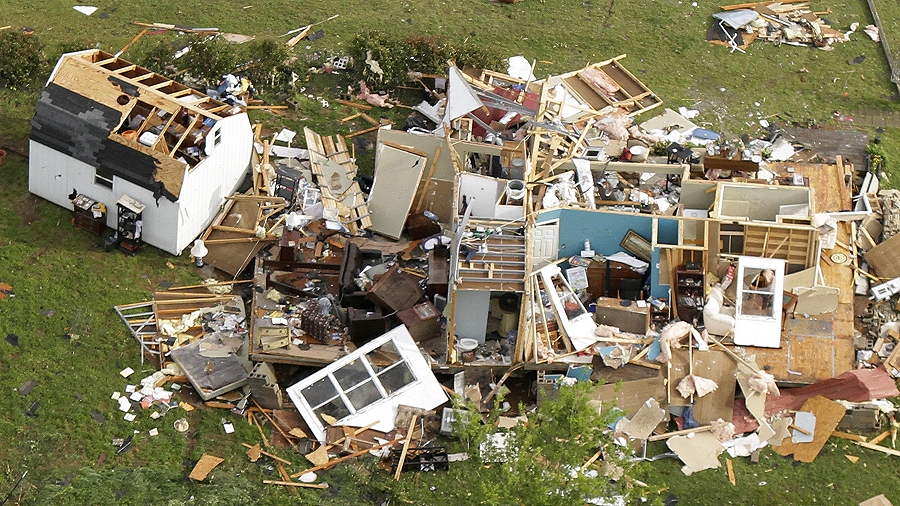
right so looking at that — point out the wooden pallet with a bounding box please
[303,127,372,234]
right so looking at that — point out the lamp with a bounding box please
[190,239,208,267]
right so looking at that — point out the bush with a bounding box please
[448,381,634,506]
[348,30,505,88]
[0,31,46,90]
[238,38,299,95]
[131,35,303,98]
[175,35,240,90]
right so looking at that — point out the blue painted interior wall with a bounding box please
[539,209,679,298]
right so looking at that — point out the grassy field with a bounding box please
[2,0,900,504]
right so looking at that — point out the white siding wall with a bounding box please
[173,113,252,253]
[28,112,252,255]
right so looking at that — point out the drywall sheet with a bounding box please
[367,144,427,239]
[667,431,724,475]
[618,398,667,440]
[716,184,810,222]
[453,290,491,343]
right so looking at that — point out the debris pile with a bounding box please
[707,1,853,52]
[35,39,898,496]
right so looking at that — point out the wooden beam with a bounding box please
[856,441,900,457]
[241,443,292,465]
[394,415,418,480]
[290,438,402,477]
[263,480,328,489]
[334,99,373,110]
[414,145,441,213]
[346,123,389,139]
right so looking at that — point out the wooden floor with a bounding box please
[732,161,856,384]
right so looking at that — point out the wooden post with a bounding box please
[394,414,418,480]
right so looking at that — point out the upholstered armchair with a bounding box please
[703,285,735,336]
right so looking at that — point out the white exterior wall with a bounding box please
[173,113,253,253]
[29,140,112,212]
[28,113,252,255]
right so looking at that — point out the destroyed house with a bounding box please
[29,49,253,254]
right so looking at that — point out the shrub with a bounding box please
[0,31,46,90]
[449,381,634,506]
[175,35,240,89]
[348,30,504,88]
[238,38,298,95]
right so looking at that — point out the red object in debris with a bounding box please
[765,366,900,417]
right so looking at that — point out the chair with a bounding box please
[703,285,735,336]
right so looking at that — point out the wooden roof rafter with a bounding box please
[68,49,228,121]
[113,64,138,74]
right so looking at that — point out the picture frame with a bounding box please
[620,230,652,262]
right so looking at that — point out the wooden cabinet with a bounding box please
[674,270,704,324]
[586,259,645,300]
[650,298,670,330]
[593,297,648,334]
[71,194,106,236]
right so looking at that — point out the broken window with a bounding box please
[95,166,114,189]
[286,326,447,441]
[720,223,744,255]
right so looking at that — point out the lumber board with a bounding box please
[304,128,372,233]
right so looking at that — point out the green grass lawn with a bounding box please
[2,1,900,504]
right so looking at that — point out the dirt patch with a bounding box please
[18,194,42,226]
[0,131,29,157]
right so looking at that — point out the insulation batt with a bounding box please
[748,370,780,396]
[676,374,719,398]
[657,321,693,363]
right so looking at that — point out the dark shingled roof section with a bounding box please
[29,83,176,203]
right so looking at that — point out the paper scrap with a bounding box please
[120,367,135,378]
[73,5,98,16]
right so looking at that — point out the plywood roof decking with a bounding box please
[724,161,855,384]
[200,198,273,276]
[768,161,853,215]
[58,50,227,121]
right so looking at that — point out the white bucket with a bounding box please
[506,179,527,202]
[629,145,649,163]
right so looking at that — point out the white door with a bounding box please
[733,256,786,348]
[531,219,559,269]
